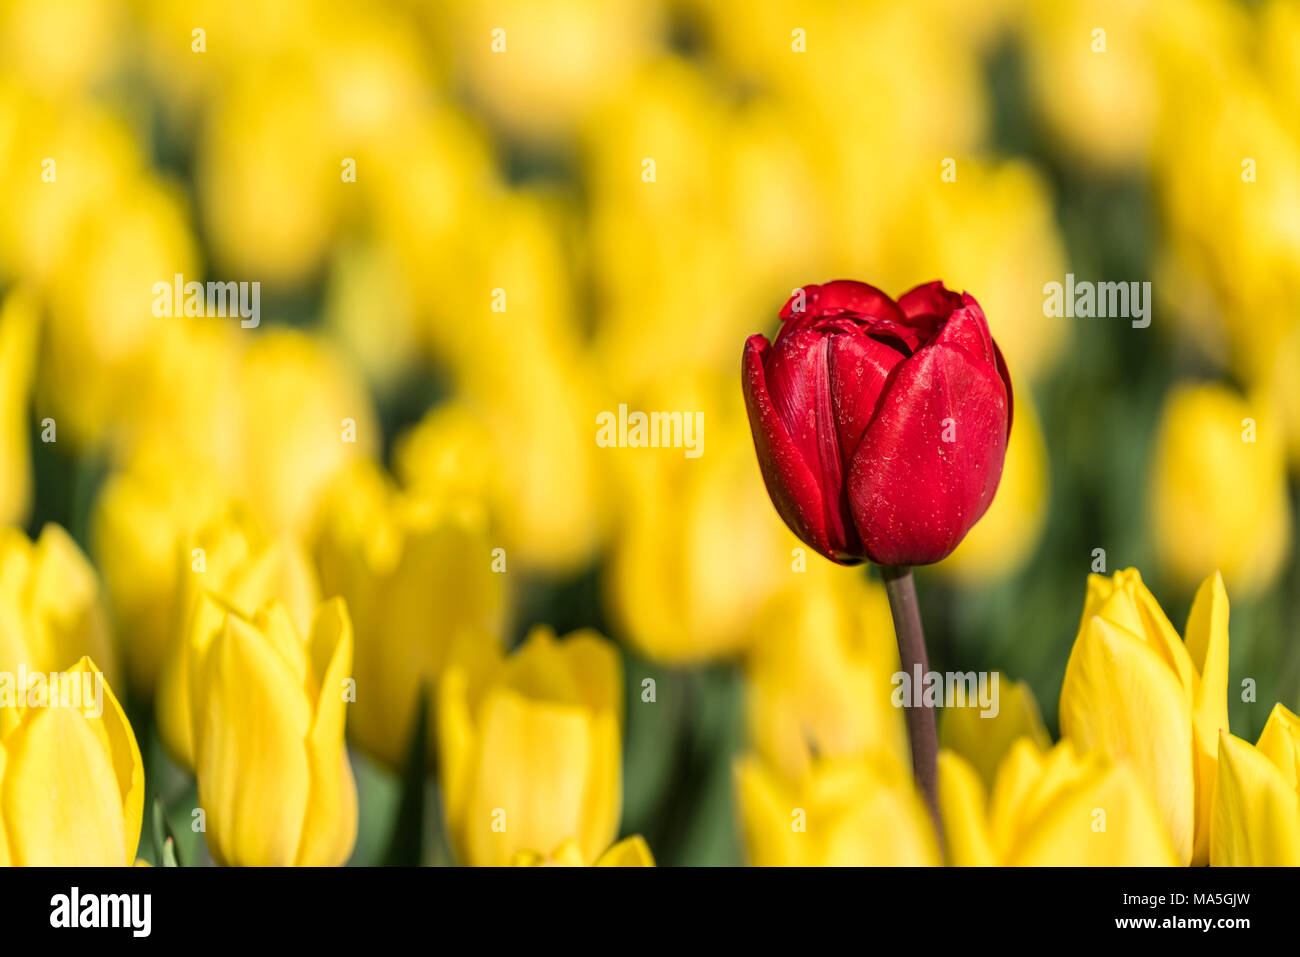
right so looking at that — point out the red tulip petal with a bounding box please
[898,280,965,320]
[741,335,838,561]
[930,302,994,365]
[827,330,906,464]
[993,339,1014,435]
[763,330,856,554]
[781,280,904,324]
[847,342,1009,566]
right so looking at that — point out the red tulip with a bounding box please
[742,280,1012,566]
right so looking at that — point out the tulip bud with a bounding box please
[742,280,1012,566]
[1211,704,1300,865]
[734,752,939,866]
[939,740,1180,866]
[189,596,356,866]
[0,657,143,866]
[0,523,118,687]
[745,567,907,780]
[1058,568,1229,865]
[156,504,320,769]
[92,450,234,694]
[1149,382,1291,598]
[310,460,506,768]
[436,625,622,867]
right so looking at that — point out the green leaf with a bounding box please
[151,796,184,867]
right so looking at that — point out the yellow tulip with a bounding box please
[91,450,233,694]
[195,65,339,286]
[0,657,143,866]
[231,329,378,534]
[745,567,907,780]
[601,372,795,663]
[397,190,610,576]
[1149,383,1291,598]
[1059,568,1230,864]
[190,596,356,867]
[735,752,939,866]
[437,625,622,867]
[438,0,661,142]
[40,174,197,451]
[0,287,38,527]
[1211,704,1300,865]
[940,679,1051,791]
[0,0,125,97]
[156,503,320,769]
[0,92,140,285]
[888,162,1068,386]
[940,740,1179,866]
[509,835,655,867]
[311,460,505,768]
[0,523,117,687]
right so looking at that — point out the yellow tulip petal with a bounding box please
[734,755,805,866]
[65,657,144,865]
[940,678,1051,789]
[158,588,235,768]
[595,835,655,867]
[561,630,624,720]
[498,626,581,706]
[1256,703,1300,791]
[0,700,128,865]
[817,759,940,866]
[547,839,589,867]
[464,690,606,866]
[193,613,312,866]
[938,750,997,866]
[295,598,357,866]
[1010,758,1180,866]
[1211,731,1300,866]
[1060,615,1196,862]
[1183,571,1231,865]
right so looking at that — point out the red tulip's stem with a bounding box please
[881,565,944,852]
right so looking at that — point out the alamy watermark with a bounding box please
[596,404,703,458]
[891,665,999,718]
[152,273,260,328]
[0,665,103,717]
[1043,273,1151,328]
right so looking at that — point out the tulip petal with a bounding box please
[930,301,994,365]
[940,679,1051,789]
[938,751,997,866]
[594,835,655,867]
[848,343,1008,565]
[1,700,128,865]
[826,330,906,465]
[781,280,905,325]
[897,281,965,321]
[465,690,606,867]
[741,335,836,560]
[1256,703,1300,791]
[193,613,312,866]
[1184,571,1230,864]
[764,330,855,553]
[1010,757,1180,866]
[0,744,9,866]
[1059,616,1196,862]
[295,598,357,866]
[66,657,144,865]
[1211,731,1300,866]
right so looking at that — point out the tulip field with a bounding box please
[0,0,1297,904]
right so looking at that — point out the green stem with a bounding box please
[881,565,943,849]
